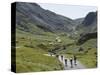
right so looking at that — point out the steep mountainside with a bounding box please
[16,2,76,34]
[76,11,97,33]
[16,2,97,44]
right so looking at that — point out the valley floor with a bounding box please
[15,30,97,72]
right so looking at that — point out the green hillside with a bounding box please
[16,30,65,72]
[16,28,97,72]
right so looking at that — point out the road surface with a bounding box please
[58,55,86,70]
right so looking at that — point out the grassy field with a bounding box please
[16,47,64,72]
[16,30,65,72]
[15,29,97,72]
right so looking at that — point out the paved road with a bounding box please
[43,54,86,70]
[58,55,86,70]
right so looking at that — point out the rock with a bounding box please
[77,32,97,45]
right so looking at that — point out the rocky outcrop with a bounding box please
[77,32,97,45]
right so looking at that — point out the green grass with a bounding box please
[16,30,65,72]
[16,46,64,73]
[15,29,97,72]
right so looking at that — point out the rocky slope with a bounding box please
[76,11,97,33]
[15,2,97,44]
[77,32,97,45]
[16,2,76,34]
